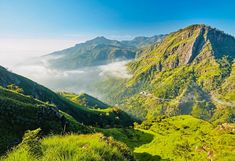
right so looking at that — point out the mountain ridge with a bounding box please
[115,24,235,122]
[42,35,165,70]
[0,66,135,127]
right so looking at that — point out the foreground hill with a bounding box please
[2,129,134,161]
[0,66,134,127]
[43,35,164,70]
[0,86,91,154]
[116,24,235,122]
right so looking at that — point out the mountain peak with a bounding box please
[85,36,117,45]
[93,36,108,41]
[185,24,208,29]
[128,24,235,85]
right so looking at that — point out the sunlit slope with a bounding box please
[135,115,235,161]
[118,24,235,122]
[58,92,109,109]
[2,129,135,161]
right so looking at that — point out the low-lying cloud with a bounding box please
[98,61,132,79]
[12,59,132,98]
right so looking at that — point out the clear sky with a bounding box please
[1,0,235,67]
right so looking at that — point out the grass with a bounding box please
[98,128,168,160]
[134,115,235,161]
[1,129,134,161]
[0,86,92,155]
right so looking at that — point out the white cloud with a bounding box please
[0,37,89,68]
[98,61,132,78]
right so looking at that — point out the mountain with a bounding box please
[1,24,234,161]
[43,35,165,70]
[0,66,134,127]
[58,92,110,109]
[118,24,235,122]
[121,35,165,48]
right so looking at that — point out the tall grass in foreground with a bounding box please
[1,129,134,161]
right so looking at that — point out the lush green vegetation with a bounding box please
[98,128,165,160]
[0,24,234,161]
[0,86,92,155]
[58,92,109,109]
[116,25,235,124]
[0,67,134,127]
[134,115,235,161]
[1,129,134,161]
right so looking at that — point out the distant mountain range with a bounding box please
[43,35,165,70]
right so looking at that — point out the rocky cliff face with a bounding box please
[121,24,235,122]
[129,25,235,82]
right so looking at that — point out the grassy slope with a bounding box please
[1,129,134,161]
[98,115,235,161]
[58,92,109,109]
[98,128,165,161]
[0,67,134,127]
[134,115,235,161]
[0,86,91,155]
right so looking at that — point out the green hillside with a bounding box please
[0,66,134,127]
[59,92,109,109]
[134,115,235,161]
[1,129,134,161]
[117,25,235,123]
[0,24,234,161]
[0,86,91,155]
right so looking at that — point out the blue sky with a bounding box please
[1,0,235,67]
[1,0,235,38]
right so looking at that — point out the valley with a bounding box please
[0,24,234,161]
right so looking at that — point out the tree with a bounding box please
[7,84,24,94]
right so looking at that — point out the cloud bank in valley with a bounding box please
[12,58,132,97]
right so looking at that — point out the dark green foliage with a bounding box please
[7,84,24,94]
[0,87,90,155]
[0,66,134,127]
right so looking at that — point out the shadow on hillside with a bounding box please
[124,128,154,149]
[134,152,169,161]
[99,128,154,149]
[99,128,168,160]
